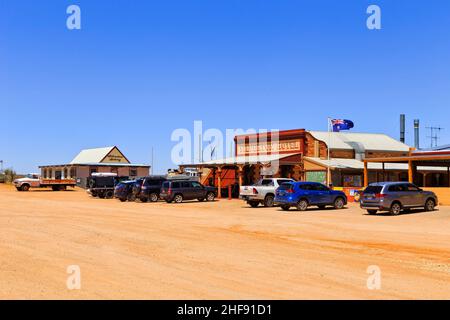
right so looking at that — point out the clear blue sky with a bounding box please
[1,0,450,174]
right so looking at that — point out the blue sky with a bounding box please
[1,0,450,173]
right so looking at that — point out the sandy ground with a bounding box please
[1,184,450,300]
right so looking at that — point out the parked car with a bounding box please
[360,182,438,215]
[135,175,167,202]
[160,180,216,203]
[274,181,347,211]
[240,178,294,207]
[114,180,137,202]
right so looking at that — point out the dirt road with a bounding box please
[1,184,449,299]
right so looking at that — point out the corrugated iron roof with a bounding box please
[70,146,117,164]
[308,131,411,152]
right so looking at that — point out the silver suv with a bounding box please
[360,182,438,215]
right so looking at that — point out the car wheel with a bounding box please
[149,193,159,202]
[296,199,308,211]
[119,198,127,202]
[140,197,148,203]
[165,199,172,203]
[263,195,275,207]
[367,210,377,215]
[16,187,22,191]
[105,191,114,199]
[21,184,30,191]
[249,201,259,208]
[206,192,215,202]
[198,198,205,202]
[333,197,345,209]
[174,194,183,203]
[281,205,290,211]
[425,199,435,212]
[390,202,402,215]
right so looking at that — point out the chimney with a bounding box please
[400,114,405,143]
[414,119,420,149]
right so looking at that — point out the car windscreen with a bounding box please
[278,183,293,190]
[364,186,383,194]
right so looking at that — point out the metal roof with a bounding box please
[70,146,130,164]
[308,131,411,152]
[305,157,447,172]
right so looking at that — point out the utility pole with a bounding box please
[426,126,444,148]
[0,160,3,173]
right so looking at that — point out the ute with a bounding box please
[239,178,294,207]
[14,173,75,191]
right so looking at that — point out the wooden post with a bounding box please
[217,166,222,199]
[363,161,368,187]
[447,167,450,187]
[237,165,244,187]
[382,162,385,181]
[408,160,414,183]
[423,172,427,187]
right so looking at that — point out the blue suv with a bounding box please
[275,182,347,211]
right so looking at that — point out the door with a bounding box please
[312,183,332,204]
[181,181,194,199]
[404,183,424,207]
[191,181,205,198]
[300,183,321,204]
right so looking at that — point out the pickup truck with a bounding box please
[14,173,76,191]
[240,178,295,207]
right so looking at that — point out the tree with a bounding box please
[3,168,17,183]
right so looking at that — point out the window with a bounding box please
[277,179,293,185]
[63,168,68,179]
[363,186,383,194]
[43,169,47,178]
[70,167,77,178]
[314,184,329,191]
[405,184,420,192]
[261,179,274,186]
[192,182,202,188]
[48,169,53,179]
[172,182,181,189]
[181,181,191,188]
[278,183,294,191]
[299,184,313,190]
[129,168,138,177]
[162,181,170,189]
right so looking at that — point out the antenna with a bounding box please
[426,126,444,148]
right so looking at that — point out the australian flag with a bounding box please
[331,119,354,132]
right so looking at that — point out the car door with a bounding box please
[315,183,333,204]
[303,183,321,204]
[405,183,424,207]
[178,181,190,199]
[191,181,205,198]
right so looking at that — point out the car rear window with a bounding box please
[277,179,292,185]
[364,186,383,194]
[172,182,181,189]
[278,183,293,190]
[162,181,170,189]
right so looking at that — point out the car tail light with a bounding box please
[286,189,294,194]
[168,187,172,195]
[375,193,385,199]
[252,188,258,194]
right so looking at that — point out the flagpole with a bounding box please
[327,117,331,187]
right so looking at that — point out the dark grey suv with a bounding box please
[360,182,438,215]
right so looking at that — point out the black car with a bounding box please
[114,180,137,202]
[136,175,167,202]
[160,180,216,203]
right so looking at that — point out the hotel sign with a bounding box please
[237,139,302,156]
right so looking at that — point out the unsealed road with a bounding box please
[1,184,449,299]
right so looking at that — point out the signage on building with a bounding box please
[236,139,302,156]
[101,148,129,163]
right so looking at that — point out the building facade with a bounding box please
[39,146,150,183]
[179,128,447,197]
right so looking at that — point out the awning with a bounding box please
[305,157,448,172]
[180,153,301,167]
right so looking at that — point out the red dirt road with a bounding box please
[1,184,449,299]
